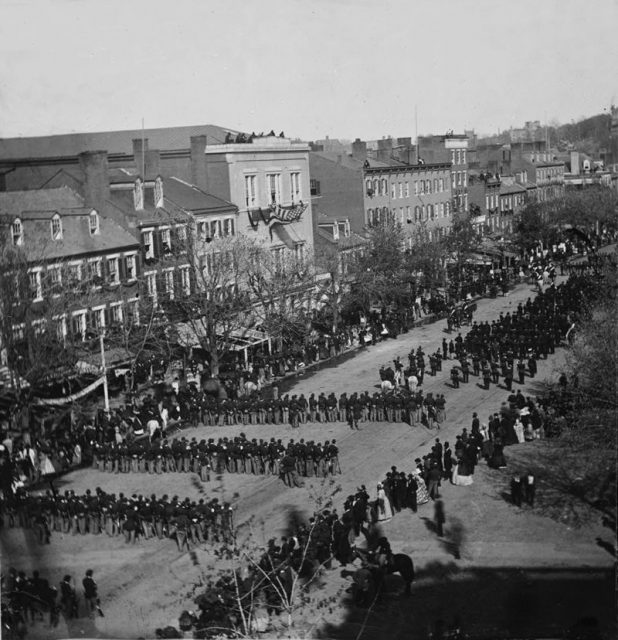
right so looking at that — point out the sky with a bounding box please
[0,0,617,142]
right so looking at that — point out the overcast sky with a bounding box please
[1,0,617,141]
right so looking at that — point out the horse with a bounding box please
[353,542,415,596]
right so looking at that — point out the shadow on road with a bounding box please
[322,564,615,640]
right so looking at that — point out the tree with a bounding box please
[0,240,102,398]
[245,241,317,350]
[341,218,413,317]
[162,234,256,377]
[404,225,447,293]
[440,213,482,296]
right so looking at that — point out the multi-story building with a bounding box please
[309,152,365,234]
[418,133,469,214]
[363,161,453,243]
[0,186,140,343]
[468,172,526,235]
[201,135,315,260]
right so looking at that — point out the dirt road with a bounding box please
[3,279,613,638]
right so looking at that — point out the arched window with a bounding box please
[51,214,62,240]
[426,180,432,194]
[373,179,379,194]
[366,179,374,195]
[12,218,23,246]
[89,210,100,235]
[381,178,388,195]
[433,179,439,192]
[420,205,425,220]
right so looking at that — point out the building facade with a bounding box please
[363,163,453,243]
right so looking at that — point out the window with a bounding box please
[176,224,187,243]
[451,150,456,164]
[51,214,62,240]
[399,207,404,223]
[414,181,419,196]
[245,175,257,208]
[107,257,119,284]
[310,178,321,196]
[420,205,425,220]
[29,270,42,300]
[222,218,235,237]
[12,218,23,246]
[128,299,140,326]
[462,150,466,164]
[68,263,82,286]
[433,179,439,193]
[366,179,373,195]
[428,204,434,220]
[89,211,99,235]
[452,172,456,189]
[373,179,379,195]
[456,149,461,164]
[457,172,462,186]
[404,181,409,197]
[381,178,387,195]
[92,307,105,331]
[290,172,301,203]
[180,267,191,296]
[294,242,305,264]
[88,259,102,281]
[71,311,87,339]
[445,201,450,216]
[267,173,281,205]
[142,230,154,260]
[485,195,490,210]
[160,227,171,254]
[406,206,411,222]
[439,178,444,192]
[48,265,62,294]
[462,172,467,187]
[426,180,432,194]
[398,182,403,198]
[54,315,67,340]
[145,272,157,302]
[210,219,222,238]
[111,303,123,324]
[391,182,396,199]
[164,270,174,299]
[125,254,136,280]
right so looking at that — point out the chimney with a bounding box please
[79,151,110,209]
[145,149,161,179]
[352,138,367,161]
[190,135,208,191]
[377,138,393,163]
[133,138,149,176]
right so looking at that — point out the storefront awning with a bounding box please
[176,322,270,351]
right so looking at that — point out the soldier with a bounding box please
[482,364,492,390]
[517,359,526,385]
[461,359,470,383]
[450,367,460,389]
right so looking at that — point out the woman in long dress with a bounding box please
[453,457,474,486]
[413,471,430,505]
[376,483,393,522]
[513,418,525,443]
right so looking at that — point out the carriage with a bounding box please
[447,301,477,330]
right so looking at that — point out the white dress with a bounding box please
[376,488,393,522]
[514,420,525,443]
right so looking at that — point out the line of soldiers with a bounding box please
[448,277,592,390]
[91,435,341,480]
[2,488,234,551]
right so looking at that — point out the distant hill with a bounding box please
[549,113,612,155]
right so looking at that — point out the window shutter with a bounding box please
[119,255,126,282]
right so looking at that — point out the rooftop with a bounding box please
[0,124,239,160]
[0,187,139,261]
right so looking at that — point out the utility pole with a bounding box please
[100,332,110,413]
[415,105,419,164]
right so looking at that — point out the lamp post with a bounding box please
[99,332,110,413]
